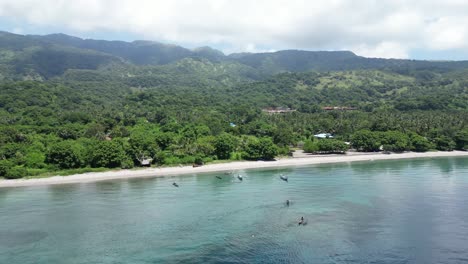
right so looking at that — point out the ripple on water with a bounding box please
[0,231,48,248]
[1,157,468,264]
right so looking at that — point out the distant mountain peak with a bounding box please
[1,30,468,79]
[192,46,225,61]
[44,33,81,39]
[0,30,19,36]
[193,46,224,54]
[132,40,163,46]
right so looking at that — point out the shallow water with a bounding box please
[1,157,468,264]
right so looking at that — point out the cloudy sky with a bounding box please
[1,0,468,60]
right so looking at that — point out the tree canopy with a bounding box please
[0,31,467,179]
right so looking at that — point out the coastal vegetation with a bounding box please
[0,31,467,179]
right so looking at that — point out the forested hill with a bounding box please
[2,31,468,79]
[0,30,467,179]
[229,50,468,75]
[228,70,468,111]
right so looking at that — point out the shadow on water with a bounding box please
[47,184,80,201]
[93,180,124,192]
[349,159,411,175]
[127,177,152,189]
[453,156,468,169]
[0,231,48,248]
[431,157,466,175]
[0,187,14,203]
[346,157,466,181]
[126,176,165,194]
[312,162,352,173]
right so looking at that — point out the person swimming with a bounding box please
[172,182,179,187]
[298,217,305,225]
[286,200,290,206]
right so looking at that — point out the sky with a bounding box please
[1,0,468,60]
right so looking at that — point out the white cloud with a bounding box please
[353,42,409,59]
[0,0,467,58]
[11,27,24,34]
[425,17,468,50]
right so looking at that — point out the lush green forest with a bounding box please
[0,31,467,179]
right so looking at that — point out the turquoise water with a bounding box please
[1,157,468,263]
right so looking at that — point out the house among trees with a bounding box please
[262,107,296,114]
[140,159,152,166]
[322,106,357,111]
[138,158,153,167]
[314,133,333,139]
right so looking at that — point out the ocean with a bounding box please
[1,157,468,263]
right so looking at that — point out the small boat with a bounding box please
[216,176,222,179]
[237,174,243,181]
[280,174,288,182]
[172,182,179,187]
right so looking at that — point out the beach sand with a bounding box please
[1,151,467,188]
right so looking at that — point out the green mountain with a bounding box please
[229,70,468,111]
[2,31,468,80]
[1,31,467,178]
[0,31,261,81]
[0,31,123,79]
[34,33,196,65]
[228,50,468,75]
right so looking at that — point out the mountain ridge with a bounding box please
[1,31,468,79]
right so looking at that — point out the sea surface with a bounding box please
[1,157,468,264]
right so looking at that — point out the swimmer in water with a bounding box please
[298,216,304,225]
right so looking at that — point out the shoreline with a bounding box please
[1,151,467,188]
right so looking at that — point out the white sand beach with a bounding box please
[1,151,467,188]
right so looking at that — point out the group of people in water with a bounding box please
[285,199,306,225]
[173,173,306,226]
